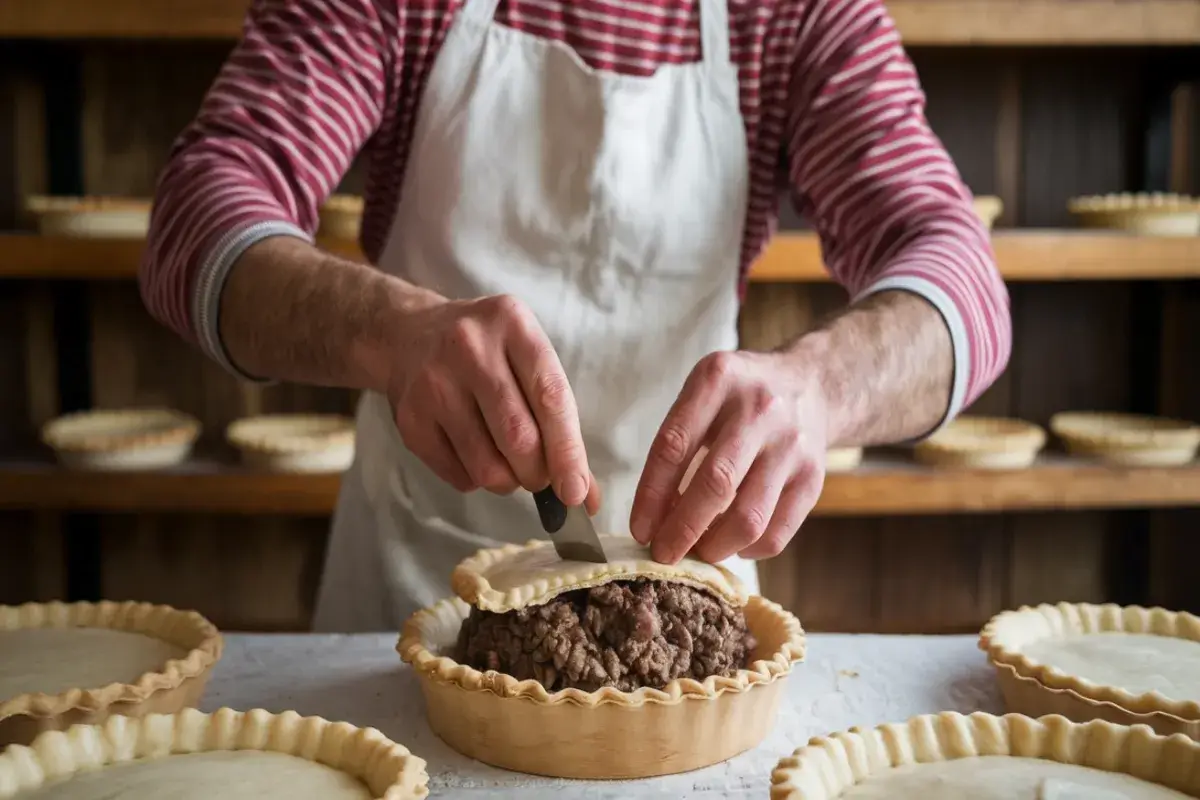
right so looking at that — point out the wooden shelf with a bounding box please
[2,231,1199,283]
[1,0,1197,44]
[3,454,1198,516]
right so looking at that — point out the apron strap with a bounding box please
[699,0,732,66]
[458,0,504,24]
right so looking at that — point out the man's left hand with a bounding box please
[629,350,829,565]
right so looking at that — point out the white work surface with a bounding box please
[202,633,1002,798]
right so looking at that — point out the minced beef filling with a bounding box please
[455,579,757,692]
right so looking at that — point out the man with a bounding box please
[140,0,1011,632]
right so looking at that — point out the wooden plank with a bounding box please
[0,0,249,39]
[3,231,1200,282]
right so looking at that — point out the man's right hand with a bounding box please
[385,292,597,510]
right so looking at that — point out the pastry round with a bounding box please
[1050,411,1199,466]
[24,196,151,238]
[770,712,1200,799]
[0,708,428,799]
[914,416,1046,469]
[980,603,1200,739]
[0,602,222,747]
[226,414,356,472]
[1068,193,1200,236]
[41,409,201,471]
[318,195,364,239]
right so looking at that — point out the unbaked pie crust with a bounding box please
[769,711,1200,798]
[226,414,356,472]
[972,195,1003,230]
[1068,193,1200,236]
[914,416,1047,469]
[41,409,201,471]
[400,535,806,779]
[0,602,222,747]
[1050,412,1200,467]
[980,602,1200,740]
[24,196,152,238]
[0,707,428,799]
[318,195,364,239]
[826,447,863,473]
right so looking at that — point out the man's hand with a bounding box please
[629,350,828,565]
[385,292,598,509]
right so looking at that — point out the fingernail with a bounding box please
[560,474,587,506]
[631,516,650,544]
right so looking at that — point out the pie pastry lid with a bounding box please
[769,711,1200,799]
[0,707,429,799]
[226,414,356,473]
[0,601,223,747]
[318,195,364,239]
[41,408,201,470]
[1067,193,1200,236]
[972,195,1003,230]
[396,594,804,779]
[825,446,863,473]
[1050,411,1200,466]
[25,196,152,238]
[914,416,1047,470]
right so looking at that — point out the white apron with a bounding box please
[312,0,758,632]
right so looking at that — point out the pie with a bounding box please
[913,416,1046,469]
[318,195,364,239]
[41,409,201,471]
[980,602,1200,740]
[0,601,222,747]
[972,195,1003,230]
[1068,192,1200,236]
[1050,411,1199,467]
[769,711,1200,798]
[0,707,428,799]
[24,196,152,238]
[398,535,806,778]
[225,414,355,472]
[826,447,863,473]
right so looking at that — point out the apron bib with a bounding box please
[313,0,755,632]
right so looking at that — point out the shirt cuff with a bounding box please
[853,274,971,441]
[191,221,311,384]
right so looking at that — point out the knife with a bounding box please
[533,486,608,563]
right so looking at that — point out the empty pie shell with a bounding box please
[769,711,1200,798]
[913,416,1046,469]
[41,408,201,470]
[1050,411,1200,467]
[24,196,151,238]
[0,601,223,747]
[400,536,805,779]
[318,195,364,239]
[971,195,1003,230]
[979,602,1200,740]
[1068,193,1200,236]
[226,414,356,472]
[0,707,429,799]
[825,447,863,473]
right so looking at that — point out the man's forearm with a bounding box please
[780,290,954,447]
[217,236,441,391]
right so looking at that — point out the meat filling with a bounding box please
[455,579,757,692]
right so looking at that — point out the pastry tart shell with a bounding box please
[397,593,805,779]
[318,195,364,239]
[25,196,152,238]
[769,711,1200,798]
[1068,193,1200,236]
[825,447,863,473]
[971,195,1003,230]
[41,408,201,471]
[226,414,356,472]
[0,601,223,747]
[0,707,428,799]
[914,416,1047,469]
[1050,411,1200,466]
[980,603,1200,740]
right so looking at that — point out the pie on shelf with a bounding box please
[0,707,429,799]
[913,416,1046,469]
[24,196,152,238]
[398,534,806,778]
[0,601,222,747]
[1067,192,1200,236]
[826,446,863,472]
[1050,411,1200,467]
[980,602,1200,740]
[226,414,356,472]
[318,195,364,239]
[769,711,1200,798]
[972,195,1003,230]
[41,409,201,471]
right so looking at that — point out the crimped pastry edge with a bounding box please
[225,414,356,455]
[0,601,222,723]
[979,602,1200,722]
[768,711,1200,799]
[916,416,1047,454]
[397,593,805,707]
[1050,411,1200,451]
[0,707,429,799]
[41,409,201,454]
[1068,192,1200,213]
[450,536,750,612]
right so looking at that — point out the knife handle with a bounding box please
[533,487,568,534]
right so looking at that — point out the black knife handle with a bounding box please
[533,487,567,534]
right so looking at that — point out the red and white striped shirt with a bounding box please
[140,0,1010,418]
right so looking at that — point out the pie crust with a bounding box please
[41,409,201,471]
[1067,193,1200,236]
[972,195,1003,230]
[979,602,1200,740]
[826,447,863,473]
[225,414,355,472]
[913,416,1047,469]
[318,195,364,239]
[24,196,152,238]
[1050,411,1200,467]
[0,707,428,799]
[0,602,223,747]
[769,711,1200,798]
[400,536,806,779]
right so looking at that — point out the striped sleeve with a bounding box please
[783,0,1011,428]
[138,0,394,380]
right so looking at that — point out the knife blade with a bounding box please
[533,486,608,563]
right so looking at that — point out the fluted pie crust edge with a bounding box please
[1050,411,1200,466]
[41,409,201,453]
[769,711,1200,799]
[980,602,1200,739]
[0,602,223,747]
[0,707,429,799]
[914,416,1047,469]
